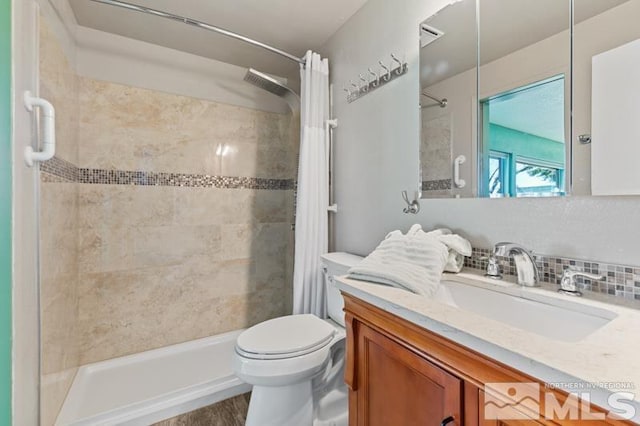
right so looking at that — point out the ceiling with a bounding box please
[420,0,630,87]
[489,77,565,142]
[69,0,368,82]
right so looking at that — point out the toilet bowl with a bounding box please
[232,252,363,426]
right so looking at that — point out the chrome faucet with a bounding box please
[493,242,540,287]
[558,268,603,297]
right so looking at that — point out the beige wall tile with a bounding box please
[78,187,293,364]
[76,125,134,171]
[39,20,78,165]
[173,188,227,226]
[254,190,294,223]
[41,272,80,375]
[182,256,256,298]
[220,224,257,261]
[131,225,222,268]
[40,184,78,279]
[77,77,295,178]
[130,134,223,176]
[256,144,296,179]
[78,225,134,274]
[78,185,175,229]
[218,142,259,178]
[78,265,259,363]
[218,190,259,225]
[77,241,291,364]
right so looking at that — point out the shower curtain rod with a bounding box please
[89,0,307,65]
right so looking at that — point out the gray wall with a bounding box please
[321,0,640,265]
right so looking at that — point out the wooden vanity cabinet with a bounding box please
[353,322,462,425]
[342,293,633,426]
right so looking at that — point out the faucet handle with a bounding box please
[559,268,603,296]
[479,255,502,280]
[562,267,603,281]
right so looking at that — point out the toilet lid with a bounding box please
[236,314,335,358]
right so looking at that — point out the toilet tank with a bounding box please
[320,252,363,327]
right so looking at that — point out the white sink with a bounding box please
[437,278,617,342]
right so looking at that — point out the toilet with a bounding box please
[233,252,363,426]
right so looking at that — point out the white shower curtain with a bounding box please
[292,51,330,316]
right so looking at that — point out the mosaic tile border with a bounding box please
[422,179,452,191]
[41,156,294,190]
[465,247,640,301]
[40,156,78,183]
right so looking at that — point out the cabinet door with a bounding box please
[355,324,462,426]
[479,390,546,426]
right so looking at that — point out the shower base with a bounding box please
[55,330,250,425]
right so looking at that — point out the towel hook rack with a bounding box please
[345,54,408,103]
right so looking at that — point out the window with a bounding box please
[480,75,566,197]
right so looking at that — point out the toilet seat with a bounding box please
[236,314,335,360]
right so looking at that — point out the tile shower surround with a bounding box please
[465,247,640,300]
[38,15,298,424]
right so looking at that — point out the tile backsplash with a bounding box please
[465,247,640,300]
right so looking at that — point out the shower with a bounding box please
[34,2,331,422]
[244,68,300,112]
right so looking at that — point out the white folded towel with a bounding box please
[348,230,447,296]
[408,225,472,273]
[347,225,472,296]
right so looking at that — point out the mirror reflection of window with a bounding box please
[480,76,566,198]
[488,152,509,197]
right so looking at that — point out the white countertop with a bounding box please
[335,271,640,422]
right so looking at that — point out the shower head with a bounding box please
[244,68,290,96]
[244,68,299,112]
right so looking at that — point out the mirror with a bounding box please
[478,0,570,199]
[574,0,640,196]
[419,0,640,198]
[419,0,477,198]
